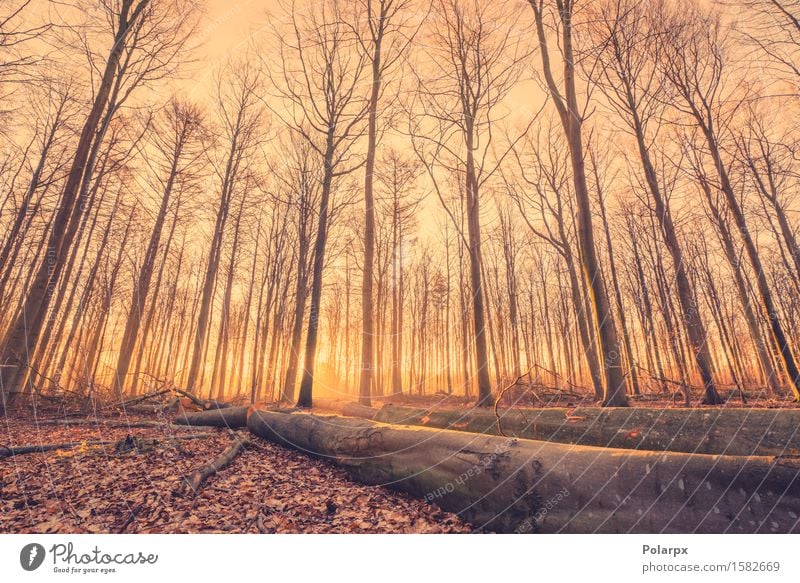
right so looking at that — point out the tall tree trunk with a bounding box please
[464,143,492,405]
[282,246,310,403]
[701,129,800,400]
[699,179,782,394]
[210,194,246,399]
[530,1,627,406]
[359,19,385,408]
[594,162,639,395]
[297,140,335,408]
[113,133,185,397]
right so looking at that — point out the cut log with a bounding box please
[247,409,800,533]
[172,387,232,411]
[35,419,195,431]
[304,398,378,419]
[0,440,114,457]
[0,433,214,458]
[375,404,800,457]
[174,406,249,428]
[182,435,249,493]
[311,397,348,412]
[341,402,380,420]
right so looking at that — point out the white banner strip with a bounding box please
[0,534,797,582]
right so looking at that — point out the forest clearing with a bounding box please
[2,0,800,537]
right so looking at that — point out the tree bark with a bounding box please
[296,139,335,409]
[247,409,800,533]
[0,0,150,407]
[174,406,250,429]
[374,403,800,457]
[529,1,627,406]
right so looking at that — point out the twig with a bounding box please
[532,363,592,394]
[116,388,173,408]
[182,435,250,494]
[493,369,535,438]
[117,503,145,534]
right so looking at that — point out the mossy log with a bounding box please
[247,409,800,533]
[374,405,800,457]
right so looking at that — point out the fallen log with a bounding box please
[0,440,114,457]
[341,402,380,420]
[1,433,214,458]
[300,397,379,419]
[247,409,800,533]
[174,406,249,428]
[34,419,194,431]
[182,435,249,493]
[311,397,348,412]
[374,404,800,457]
[172,388,231,411]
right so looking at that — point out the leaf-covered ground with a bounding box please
[0,416,471,533]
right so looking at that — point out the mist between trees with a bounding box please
[1,0,799,411]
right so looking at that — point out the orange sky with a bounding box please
[178,0,269,100]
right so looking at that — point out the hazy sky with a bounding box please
[199,1,270,62]
[178,0,271,101]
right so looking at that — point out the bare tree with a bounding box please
[590,148,640,396]
[267,0,370,408]
[0,76,77,309]
[112,98,204,396]
[507,122,605,398]
[658,1,800,400]
[349,0,415,406]
[410,0,528,405]
[736,0,800,86]
[377,147,421,395]
[0,0,51,111]
[0,0,198,407]
[585,0,721,403]
[528,0,628,406]
[185,60,266,395]
[274,136,320,403]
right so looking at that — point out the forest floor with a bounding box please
[0,414,471,534]
[5,388,797,535]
